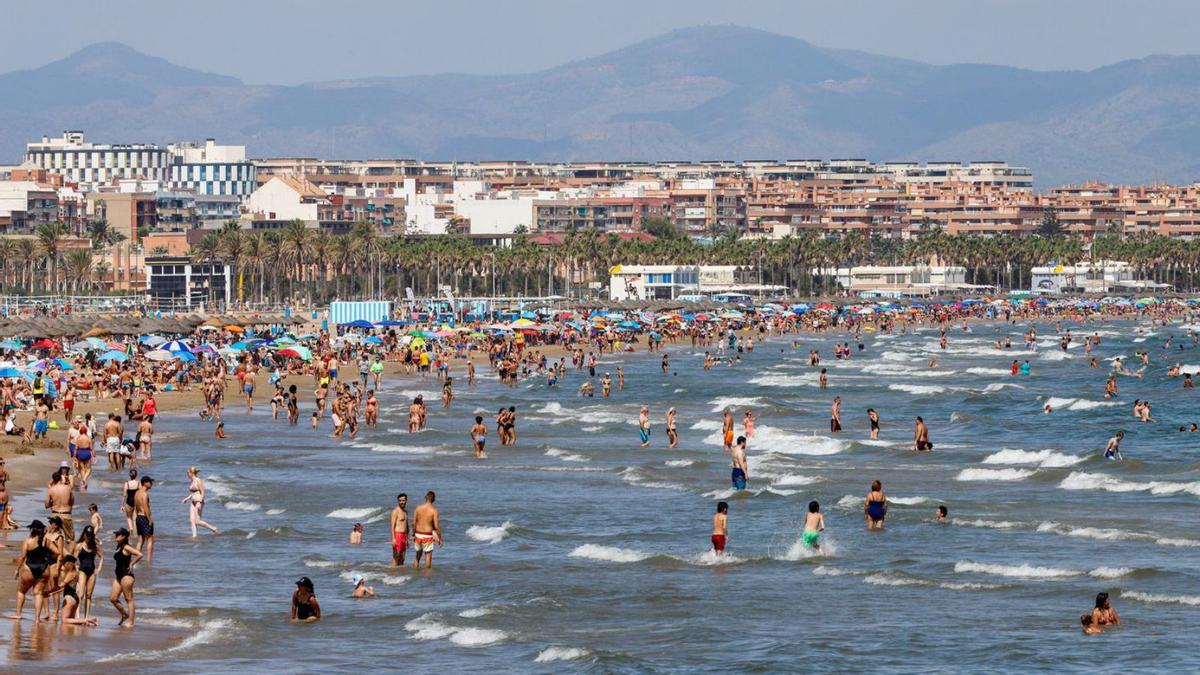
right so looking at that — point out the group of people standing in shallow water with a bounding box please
[9,304,1174,635]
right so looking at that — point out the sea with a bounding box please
[3,319,1199,672]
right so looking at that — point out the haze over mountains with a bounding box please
[2,25,1199,186]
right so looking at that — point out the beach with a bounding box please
[1,314,1197,670]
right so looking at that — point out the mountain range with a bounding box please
[3,25,1200,186]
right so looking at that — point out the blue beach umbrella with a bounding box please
[98,350,128,362]
[140,335,167,347]
[0,339,23,351]
[0,367,22,378]
[340,319,375,329]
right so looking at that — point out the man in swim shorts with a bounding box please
[731,436,749,490]
[133,476,155,563]
[411,491,441,569]
[389,493,409,567]
[711,501,728,555]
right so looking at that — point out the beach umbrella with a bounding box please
[225,325,245,334]
[162,340,192,353]
[230,341,248,351]
[0,339,23,351]
[191,344,218,355]
[363,336,383,345]
[0,367,22,378]
[434,329,456,338]
[340,319,375,329]
[177,352,198,363]
[30,339,59,350]
[140,335,167,347]
[409,337,426,349]
[218,346,242,357]
[469,331,488,339]
[277,346,313,361]
[375,320,409,327]
[197,325,220,332]
[98,350,128,363]
[145,350,176,362]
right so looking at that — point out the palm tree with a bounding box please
[217,221,245,305]
[63,249,95,293]
[35,222,68,293]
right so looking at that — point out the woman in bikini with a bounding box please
[864,479,888,529]
[181,467,219,538]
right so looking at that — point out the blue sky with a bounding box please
[5,0,1196,84]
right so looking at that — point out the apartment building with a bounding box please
[168,139,256,198]
[25,131,171,191]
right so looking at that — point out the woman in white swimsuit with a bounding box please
[180,467,219,538]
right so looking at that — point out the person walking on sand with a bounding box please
[412,491,442,570]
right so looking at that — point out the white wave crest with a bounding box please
[955,468,1035,482]
[954,561,1078,579]
[536,646,592,662]
[466,521,514,544]
[983,448,1084,468]
[1121,591,1200,606]
[569,543,651,563]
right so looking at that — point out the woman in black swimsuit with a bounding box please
[109,527,142,627]
[8,519,61,622]
[291,576,321,622]
[123,468,140,533]
[74,525,102,618]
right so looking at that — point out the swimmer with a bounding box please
[351,574,375,598]
[867,408,880,440]
[730,436,749,490]
[411,491,441,570]
[802,500,824,550]
[711,501,728,555]
[350,523,362,545]
[638,407,651,447]
[470,415,488,459]
[914,416,932,452]
[390,494,409,566]
[936,505,948,523]
[864,480,888,529]
[666,407,678,448]
[1104,431,1124,460]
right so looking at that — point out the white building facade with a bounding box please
[24,131,169,191]
[167,139,256,199]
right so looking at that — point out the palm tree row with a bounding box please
[184,220,1200,304]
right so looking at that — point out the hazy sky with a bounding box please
[5,0,1197,84]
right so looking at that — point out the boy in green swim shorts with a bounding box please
[802,500,825,550]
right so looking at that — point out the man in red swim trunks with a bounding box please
[389,493,409,566]
[711,501,728,555]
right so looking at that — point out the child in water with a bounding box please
[802,501,824,550]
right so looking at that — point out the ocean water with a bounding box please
[5,319,1200,671]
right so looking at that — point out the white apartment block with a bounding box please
[25,131,169,191]
[167,139,256,199]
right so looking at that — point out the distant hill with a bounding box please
[3,26,1200,186]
